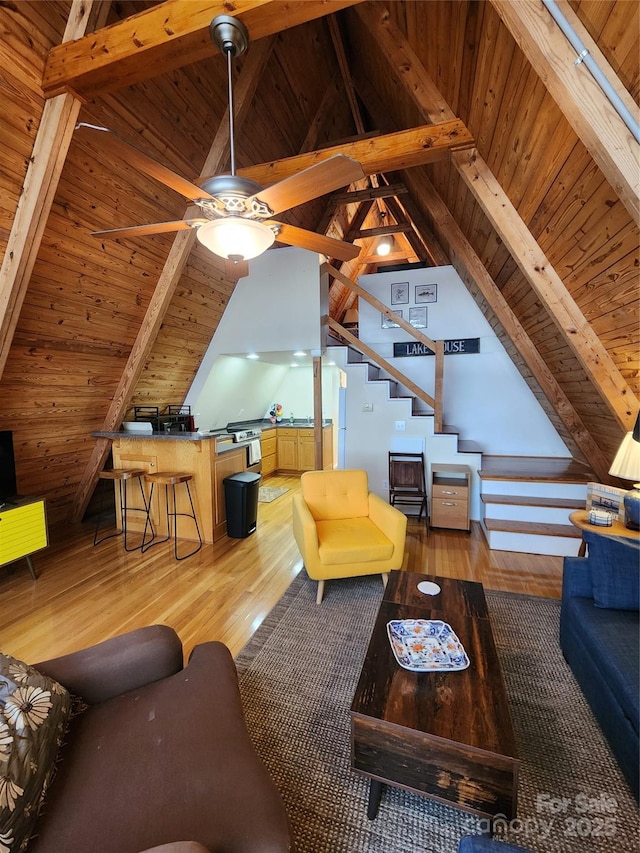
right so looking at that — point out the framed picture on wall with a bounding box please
[415,284,437,303]
[409,307,427,328]
[390,282,409,305]
[381,310,403,329]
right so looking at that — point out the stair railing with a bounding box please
[324,263,444,432]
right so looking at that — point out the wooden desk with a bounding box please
[569,510,640,556]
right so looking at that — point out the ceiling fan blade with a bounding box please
[92,219,208,239]
[76,123,218,203]
[270,222,361,262]
[247,155,364,217]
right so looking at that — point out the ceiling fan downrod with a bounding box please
[210,15,249,177]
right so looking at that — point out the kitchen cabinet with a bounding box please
[260,428,277,476]
[0,497,48,579]
[430,463,471,531]
[276,426,333,473]
[276,428,299,471]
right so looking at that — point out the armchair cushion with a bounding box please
[316,517,394,564]
[0,653,72,853]
[301,468,370,520]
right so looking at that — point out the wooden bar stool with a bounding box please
[141,472,202,560]
[93,469,154,551]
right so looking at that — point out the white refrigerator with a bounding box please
[337,386,347,468]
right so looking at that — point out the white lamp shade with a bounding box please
[609,430,640,482]
[196,217,275,261]
[376,238,392,256]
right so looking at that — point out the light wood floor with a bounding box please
[0,474,565,664]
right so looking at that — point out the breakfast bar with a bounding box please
[94,429,257,543]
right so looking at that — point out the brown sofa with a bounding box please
[26,625,292,853]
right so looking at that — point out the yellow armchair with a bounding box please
[292,469,407,604]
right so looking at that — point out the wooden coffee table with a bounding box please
[350,570,519,819]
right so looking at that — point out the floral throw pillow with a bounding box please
[0,654,72,853]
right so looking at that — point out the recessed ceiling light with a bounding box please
[291,363,299,368]
[293,350,307,357]
[247,353,259,359]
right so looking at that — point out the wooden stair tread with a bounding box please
[481,494,585,509]
[484,518,582,538]
[479,456,594,483]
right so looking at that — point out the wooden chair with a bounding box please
[388,451,429,528]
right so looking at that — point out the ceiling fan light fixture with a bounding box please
[196,217,275,262]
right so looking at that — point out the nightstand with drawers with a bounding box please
[430,463,471,531]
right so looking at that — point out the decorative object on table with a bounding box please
[586,481,626,522]
[608,411,640,530]
[587,508,613,526]
[386,619,469,672]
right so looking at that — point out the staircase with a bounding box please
[329,338,594,558]
[479,456,591,557]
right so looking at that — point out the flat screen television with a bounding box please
[0,430,18,502]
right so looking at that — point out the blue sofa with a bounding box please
[560,529,640,799]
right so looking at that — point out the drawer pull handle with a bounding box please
[441,490,458,495]
[442,501,458,506]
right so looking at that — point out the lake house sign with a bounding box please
[393,338,480,357]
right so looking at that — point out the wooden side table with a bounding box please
[0,497,48,580]
[569,509,640,556]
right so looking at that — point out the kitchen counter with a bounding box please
[93,431,252,543]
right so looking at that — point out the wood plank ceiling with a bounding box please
[0,0,638,526]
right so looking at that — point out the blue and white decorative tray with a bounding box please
[386,619,470,672]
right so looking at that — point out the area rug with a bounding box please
[236,573,638,853]
[258,486,290,503]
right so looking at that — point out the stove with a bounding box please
[232,428,262,442]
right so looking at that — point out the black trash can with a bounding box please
[223,471,261,538]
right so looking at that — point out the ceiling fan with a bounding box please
[79,15,364,264]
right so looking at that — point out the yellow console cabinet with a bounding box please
[0,497,48,580]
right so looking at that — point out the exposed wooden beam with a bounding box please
[454,148,636,430]
[43,0,365,99]
[386,192,449,266]
[236,121,474,186]
[70,36,274,522]
[356,224,413,239]
[490,0,639,224]
[327,14,366,135]
[409,168,614,481]
[0,0,111,380]
[330,183,408,205]
[352,2,453,124]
